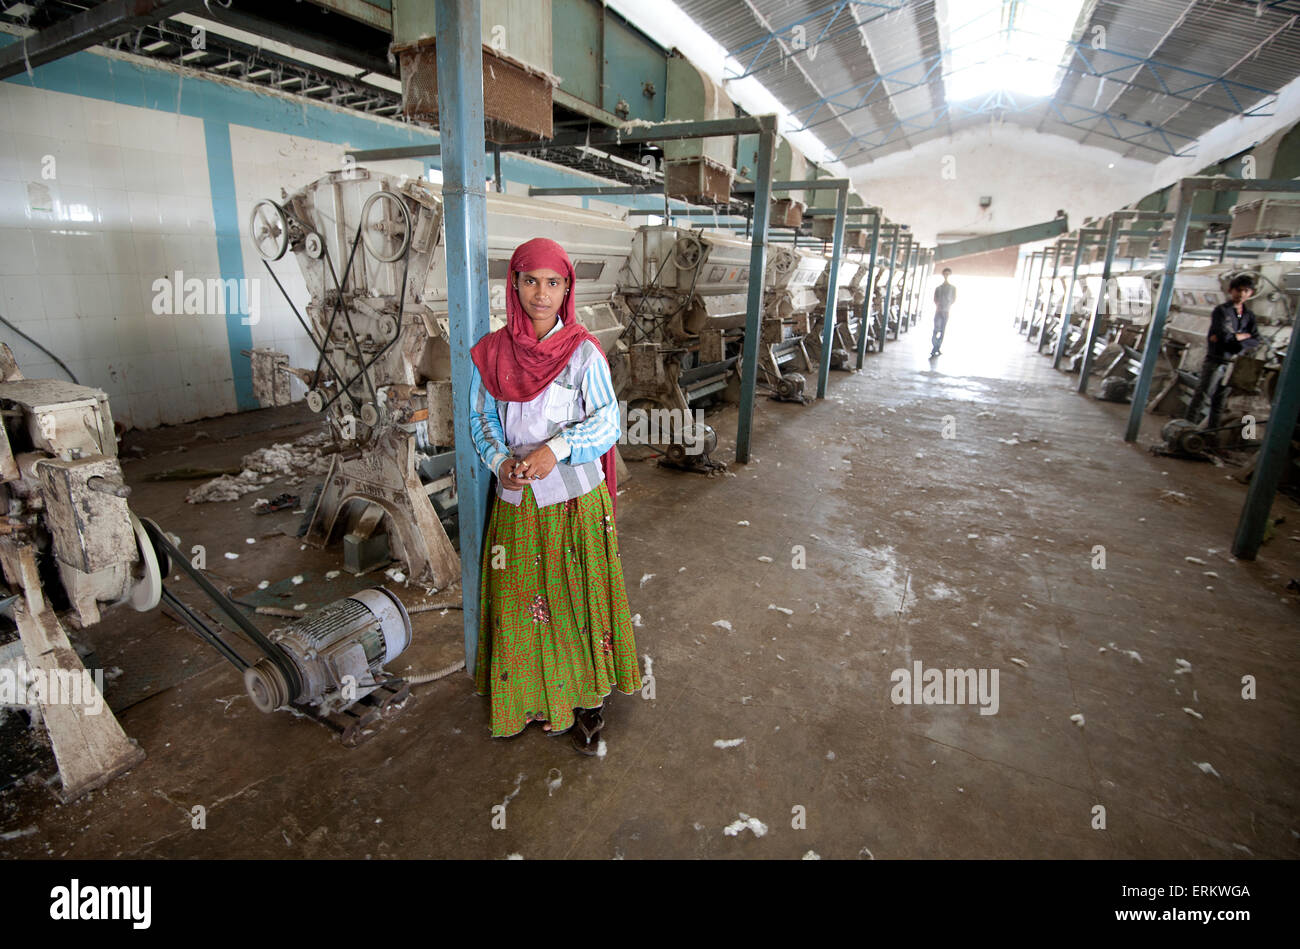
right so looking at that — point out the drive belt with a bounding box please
[141,520,303,700]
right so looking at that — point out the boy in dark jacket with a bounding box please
[1183,274,1261,428]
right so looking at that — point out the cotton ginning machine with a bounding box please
[0,345,152,799]
[762,245,829,401]
[806,253,865,369]
[618,223,749,414]
[247,169,633,582]
[616,223,831,436]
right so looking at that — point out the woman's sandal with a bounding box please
[571,706,604,756]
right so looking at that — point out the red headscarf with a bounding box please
[470,237,618,515]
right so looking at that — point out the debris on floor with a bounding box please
[723,813,768,838]
[188,431,332,503]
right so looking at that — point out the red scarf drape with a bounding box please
[469,237,618,515]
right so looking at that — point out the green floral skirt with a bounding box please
[474,481,641,738]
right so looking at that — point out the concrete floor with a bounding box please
[3,314,1298,859]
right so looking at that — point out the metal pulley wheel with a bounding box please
[124,513,166,612]
[250,199,290,261]
[360,402,380,427]
[377,315,399,341]
[306,389,326,413]
[772,252,795,276]
[671,235,705,271]
[338,395,356,418]
[1161,418,1205,454]
[304,231,324,259]
[360,190,412,263]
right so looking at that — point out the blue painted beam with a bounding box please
[1078,216,1121,393]
[1035,241,1067,350]
[935,217,1069,261]
[878,225,901,351]
[856,210,881,369]
[725,0,907,83]
[816,181,848,398]
[1013,251,1034,327]
[735,123,777,463]
[1053,235,1094,370]
[433,0,493,673]
[1023,251,1044,337]
[1234,320,1300,558]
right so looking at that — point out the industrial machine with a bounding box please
[761,244,828,402]
[0,345,420,797]
[0,344,152,800]
[247,169,633,582]
[806,254,866,370]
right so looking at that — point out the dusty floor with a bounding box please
[2,314,1298,859]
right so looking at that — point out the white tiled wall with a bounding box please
[0,81,230,429]
[0,76,630,431]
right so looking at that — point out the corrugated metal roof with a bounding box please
[676,0,1300,166]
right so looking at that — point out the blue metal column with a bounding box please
[735,126,775,464]
[1125,189,1194,442]
[1052,236,1088,369]
[1025,251,1047,337]
[914,249,932,327]
[879,225,900,350]
[911,246,924,326]
[1078,216,1121,394]
[816,182,848,398]
[435,0,492,672]
[893,235,912,338]
[1015,252,1033,330]
[1234,333,1300,559]
[855,210,881,368]
[898,238,916,335]
[1036,241,1065,351]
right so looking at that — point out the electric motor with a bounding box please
[776,373,807,402]
[1161,418,1206,454]
[244,587,412,714]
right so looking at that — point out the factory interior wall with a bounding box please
[849,125,1155,246]
[0,36,660,430]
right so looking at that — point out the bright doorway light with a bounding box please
[941,0,1087,103]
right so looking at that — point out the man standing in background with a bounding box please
[931,268,956,358]
[1183,274,1261,429]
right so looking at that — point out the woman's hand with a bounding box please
[498,457,530,491]
[514,445,557,482]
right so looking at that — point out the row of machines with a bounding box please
[1,169,894,796]
[1020,256,1296,449]
[246,169,875,588]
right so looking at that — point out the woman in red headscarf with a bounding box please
[468,237,641,754]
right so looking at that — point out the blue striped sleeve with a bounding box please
[557,347,621,466]
[468,363,511,477]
